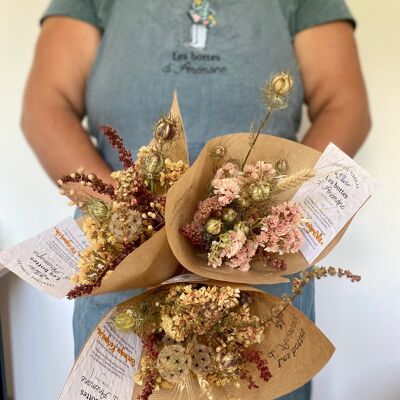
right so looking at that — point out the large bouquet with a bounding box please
[60,268,361,400]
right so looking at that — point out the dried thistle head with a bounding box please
[262,72,294,111]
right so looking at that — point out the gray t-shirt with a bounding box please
[42,0,355,168]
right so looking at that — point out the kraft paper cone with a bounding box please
[78,93,189,295]
[165,133,351,285]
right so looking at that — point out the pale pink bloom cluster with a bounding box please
[211,178,241,206]
[226,240,258,272]
[208,229,247,269]
[214,162,241,179]
[257,202,303,255]
[243,161,276,181]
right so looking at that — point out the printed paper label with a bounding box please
[293,143,377,264]
[60,310,142,400]
[0,217,88,298]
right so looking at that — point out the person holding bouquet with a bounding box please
[21,0,370,398]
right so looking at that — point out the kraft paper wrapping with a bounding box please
[76,93,189,295]
[165,133,351,285]
[64,278,334,400]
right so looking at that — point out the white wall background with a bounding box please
[0,1,399,399]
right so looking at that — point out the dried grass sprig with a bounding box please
[266,266,361,325]
[275,168,315,193]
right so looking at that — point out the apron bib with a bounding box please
[86,0,303,167]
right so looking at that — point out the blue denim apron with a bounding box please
[76,1,315,398]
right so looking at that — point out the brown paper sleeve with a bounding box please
[165,133,351,285]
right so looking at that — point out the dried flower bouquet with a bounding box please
[112,267,360,400]
[166,73,352,284]
[59,95,189,298]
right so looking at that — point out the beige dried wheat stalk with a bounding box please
[275,168,315,192]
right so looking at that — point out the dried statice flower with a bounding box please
[225,240,258,272]
[256,202,303,255]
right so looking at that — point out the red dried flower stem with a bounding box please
[59,173,115,199]
[137,334,160,400]
[142,333,160,360]
[101,125,134,170]
[240,369,259,389]
[243,350,272,383]
[137,370,158,400]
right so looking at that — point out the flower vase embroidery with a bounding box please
[187,0,217,50]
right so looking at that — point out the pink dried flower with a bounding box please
[193,197,223,226]
[257,202,303,255]
[208,230,247,269]
[214,162,241,179]
[226,240,258,272]
[211,178,241,206]
[243,161,276,181]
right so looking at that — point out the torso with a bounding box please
[86,0,303,168]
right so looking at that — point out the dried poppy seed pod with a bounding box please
[86,199,110,222]
[234,221,250,235]
[271,73,294,96]
[114,310,134,332]
[222,208,238,224]
[205,219,223,235]
[250,183,271,202]
[212,145,226,159]
[275,159,289,175]
[153,114,177,141]
[263,71,294,111]
[142,152,165,176]
[237,197,250,208]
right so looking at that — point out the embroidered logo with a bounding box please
[186,0,217,50]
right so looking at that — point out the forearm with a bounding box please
[21,17,111,185]
[301,103,371,157]
[21,101,112,185]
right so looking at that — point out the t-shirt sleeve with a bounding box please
[41,0,104,29]
[293,0,356,36]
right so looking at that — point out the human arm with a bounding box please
[294,21,371,157]
[21,17,113,184]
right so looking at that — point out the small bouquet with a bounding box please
[165,73,360,284]
[60,268,361,400]
[59,95,189,298]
